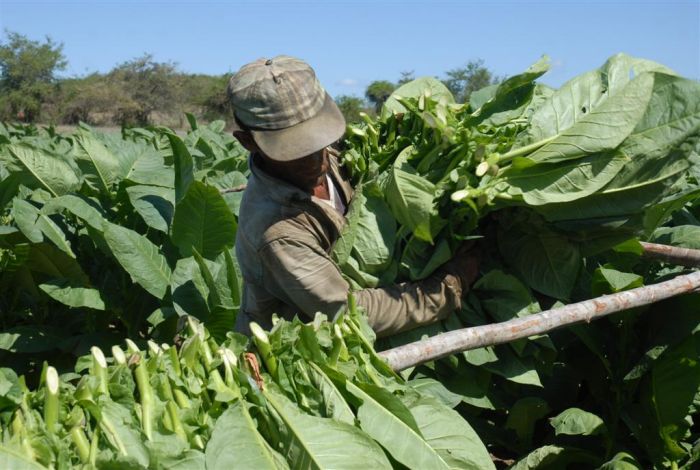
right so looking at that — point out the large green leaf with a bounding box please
[159,450,205,470]
[524,72,655,163]
[0,444,47,470]
[521,54,670,161]
[505,151,628,205]
[407,394,495,469]
[482,347,543,387]
[498,220,580,300]
[41,194,105,231]
[595,73,700,191]
[469,56,550,126]
[0,326,62,353]
[126,184,175,233]
[345,381,451,469]
[124,144,174,188]
[88,399,150,468]
[171,181,237,259]
[0,368,23,410]
[3,143,79,197]
[652,225,700,250]
[401,235,451,281]
[262,384,392,470]
[206,170,248,216]
[352,190,396,274]
[74,132,120,194]
[534,72,700,228]
[39,279,105,310]
[474,270,540,322]
[383,77,455,117]
[168,133,194,203]
[650,335,700,457]
[512,445,599,469]
[192,249,237,339]
[550,408,606,436]
[104,223,172,299]
[205,400,289,470]
[12,198,75,258]
[511,445,568,470]
[222,248,242,308]
[591,266,643,296]
[383,150,437,242]
[598,452,642,470]
[505,397,551,446]
[307,363,355,425]
[333,185,364,266]
[12,198,43,242]
[26,243,88,283]
[34,209,75,258]
[171,256,209,318]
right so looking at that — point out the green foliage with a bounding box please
[365,80,397,114]
[0,117,247,376]
[0,31,67,122]
[341,53,700,468]
[107,54,180,126]
[443,59,500,103]
[1,52,700,469]
[334,95,367,123]
[0,312,493,469]
[340,53,700,301]
[397,70,415,86]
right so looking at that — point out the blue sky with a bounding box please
[1,0,698,98]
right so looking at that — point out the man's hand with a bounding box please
[441,242,480,292]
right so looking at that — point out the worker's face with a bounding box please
[266,148,330,192]
[233,128,331,192]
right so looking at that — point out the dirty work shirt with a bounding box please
[235,149,463,338]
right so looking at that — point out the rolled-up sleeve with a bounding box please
[258,237,463,338]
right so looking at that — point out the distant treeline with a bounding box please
[0,31,499,128]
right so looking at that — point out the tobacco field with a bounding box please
[1,54,699,469]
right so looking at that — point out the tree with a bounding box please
[442,59,498,103]
[0,31,67,122]
[397,70,415,86]
[335,95,365,123]
[59,74,130,125]
[365,80,396,114]
[193,74,232,122]
[108,54,180,126]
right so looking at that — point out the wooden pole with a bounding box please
[379,270,700,372]
[219,184,248,194]
[640,241,700,267]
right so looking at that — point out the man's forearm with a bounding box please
[353,272,463,338]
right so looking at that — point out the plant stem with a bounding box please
[133,355,154,441]
[173,387,191,409]
[167,346,182,377]
[498,135,557,164]
[250,322,278,378]
[89,426,100,466]
[111,345,127,365]
[70,426,91,463]
[91,347,109,396]
[329,324,346,367]
[44,366,59,435]
[167,401,188,443]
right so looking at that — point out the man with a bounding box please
[229,55,477,337]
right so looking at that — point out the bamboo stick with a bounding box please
[379,270,700,372]
[640,241,700,267]
[219,184,247,194]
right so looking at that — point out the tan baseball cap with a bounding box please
[228,55,346,162]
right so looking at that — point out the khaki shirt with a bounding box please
[235,150,462,337]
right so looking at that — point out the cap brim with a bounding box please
[250,92,346,162]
